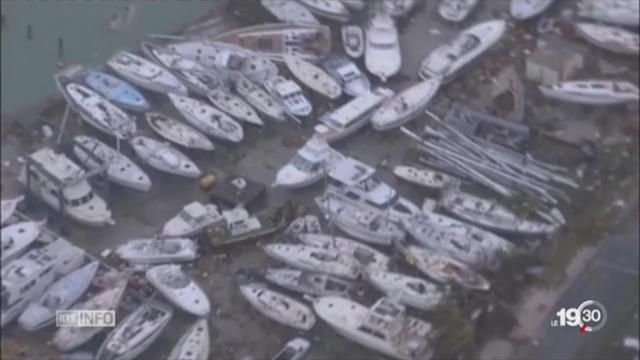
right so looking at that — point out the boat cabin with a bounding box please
[327,158,397,208]
[358,298,406,340]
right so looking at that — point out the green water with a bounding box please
[1,0,216,116]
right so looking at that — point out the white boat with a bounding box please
[18,261,99,331]
[205,207,283,247]
[312,296,436,360]
[574,22,639,56]
[264,76,313,117]
[208,88,264,126]
[314,87,394,142]
[18,147,114,226]
[162,201,224,237]
[130,135,201,178]
[1,195,24,225]
[272,337,311,360]
[167,40,278,83]
[341,25,364,59]
[146,112,215,151]
[33,237,86,277]
[238,282,316,330]
[371,79,441,131]
[341,0,365,11]
[393,165,453,190]
[300,0,350,22]
[52,282,127,351]
[365,270,443,311]
[396,241,491,291]
[538,80,640,106]
[438,0,479,22]
[439,190,558,235]
[73,135,152,192]
[107,51,187,95]
[264,268,355,297]
[1,248,57,327]
[273,138,344,188]
[284,55,342,99]
[168,93,244,143]
[365,14,401,82]
[298,233,390,271]
[1,221,42,266]
[146,264,210,316]
[510,0,555,20]
[168,318,210,360]
[96,302,173,360]
[261,0,320,25]
[233,74,286,121]
[63,82,136,140]
[211,23,332,63]
[115,237,197,264]
[263,243,361,280]
[382,0,418,18]
[284,215,323,238]
[577,0,639,27]
[322,55,371,97]
[140,42,226,97]
[419,20,507,83]
[315,194,405,246]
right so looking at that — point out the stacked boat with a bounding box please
[577,0,639,27]
[371,79,441,131]
[365,14,401,82]
[273,138,344,189]
[510,0,556,20]
[107,50,188,95]
[538,80,640,106]
[574,22,639,56]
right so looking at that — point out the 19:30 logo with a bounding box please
[550,300,607,333]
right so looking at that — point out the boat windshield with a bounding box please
[66,191,95,207]
[355,177,381,192]
[448,34,480,60]
[290,154,317,173]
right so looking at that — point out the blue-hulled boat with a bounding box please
[84,71,150,112]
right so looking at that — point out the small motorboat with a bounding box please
[208,88,264,126]
[371,78,441,131]
[264,76,313,118]
[107,50,187,95]
[130,135,201,178]
[168,318,210,360]
[1,220,41,265]
[284,55,342,99]
[438,0,479,22]
[298,233,390,271]
[261,0,320,25]
[382,0,418,18]
[365,14,401,82]
[162,201,224,237]
[312,296,436,360]
[18,261,99,331]
[263,243,361,280]
[52,282,127,351]
[145,112,215,151]
[210,23,332,63]
[538,80,640,106]
[63,82,136,140]
[1,195,24,225]
[238,282,316,330]
[205,207,284,247]
[322,55,371,97]
[84,70,150,112]
[315,193,405,246]
[95,301,173,360]
[168,93,244,143]
[419,20,507,83]
[73,135,152,192]
[341,25,364,59]
[300,0,350,22]
[439,189,558,235]
[574,22,639,56]
[577,0,639,27]
[146,264,210,316]
[271,337,311,360]
[396,241,491,291]
[510,0,555,20]
[272,138,344,189]
[115,237,197,264]
[314,87,394,142]
[264,268,355,297]
[365,269,443,311]
[392,165,453,190]
[233,74,286,121]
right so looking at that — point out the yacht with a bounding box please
[365,270,443,311]
[261,0,320,25]
[322,55,371,97]
[1,221,42,266]
[577,0,639,27]
[115,237,197,264]
[300,0,350,22]
[371,78,441,131]
[272,138,344,189]
[264,76,313,117]
[84,70,150,112]
[162,201,224,237]
[538,80,640,106]
[18,147,114,226]
[284,55,342,99]
[264,268,355,297]
[146,265,210,316]
[365,14,401,82]
[107,50,187,95]
[145,112,215,151]
[574,22,639,55]
[438,0,479,22]
[263,243,361,280]
[510,0,555,20]
[298,233,390,270]
[239,282,316,330]
[168,318,210,360]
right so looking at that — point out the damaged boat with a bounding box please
[1,195,24,225]
[146,264,210,316]
[273,138,344,189]
[298,233,390,271]
[168,318,210,360]
[271,337,311,360]
[365,14,401,82]
[263,243,361,280]
[115,237,197,264]
[205,207,283,247]
[322,55,371,97]
[239,282,316,330]
[574,22,639,56]
[300,0,350,22]
[234,74,286,121]
[438,0,479,22]
[261,0,320,25]
[145,112,215,151]
[284,55,342,99]
[577,0,639,27]
[371,78,441,131]
[393,165,453,191]
[538,79,640,106]
[284,215,323,239]
[264,76,313,118]
[1,220,42,266]
[130,135,201,178]
[341,25,364,59]
[107,50,187,95]
[510,0,555,20]
[162,201,223,237]
[264,268,355,297]
[84,70,150,112]
[365,270,443,311]
[208,88,264,126]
